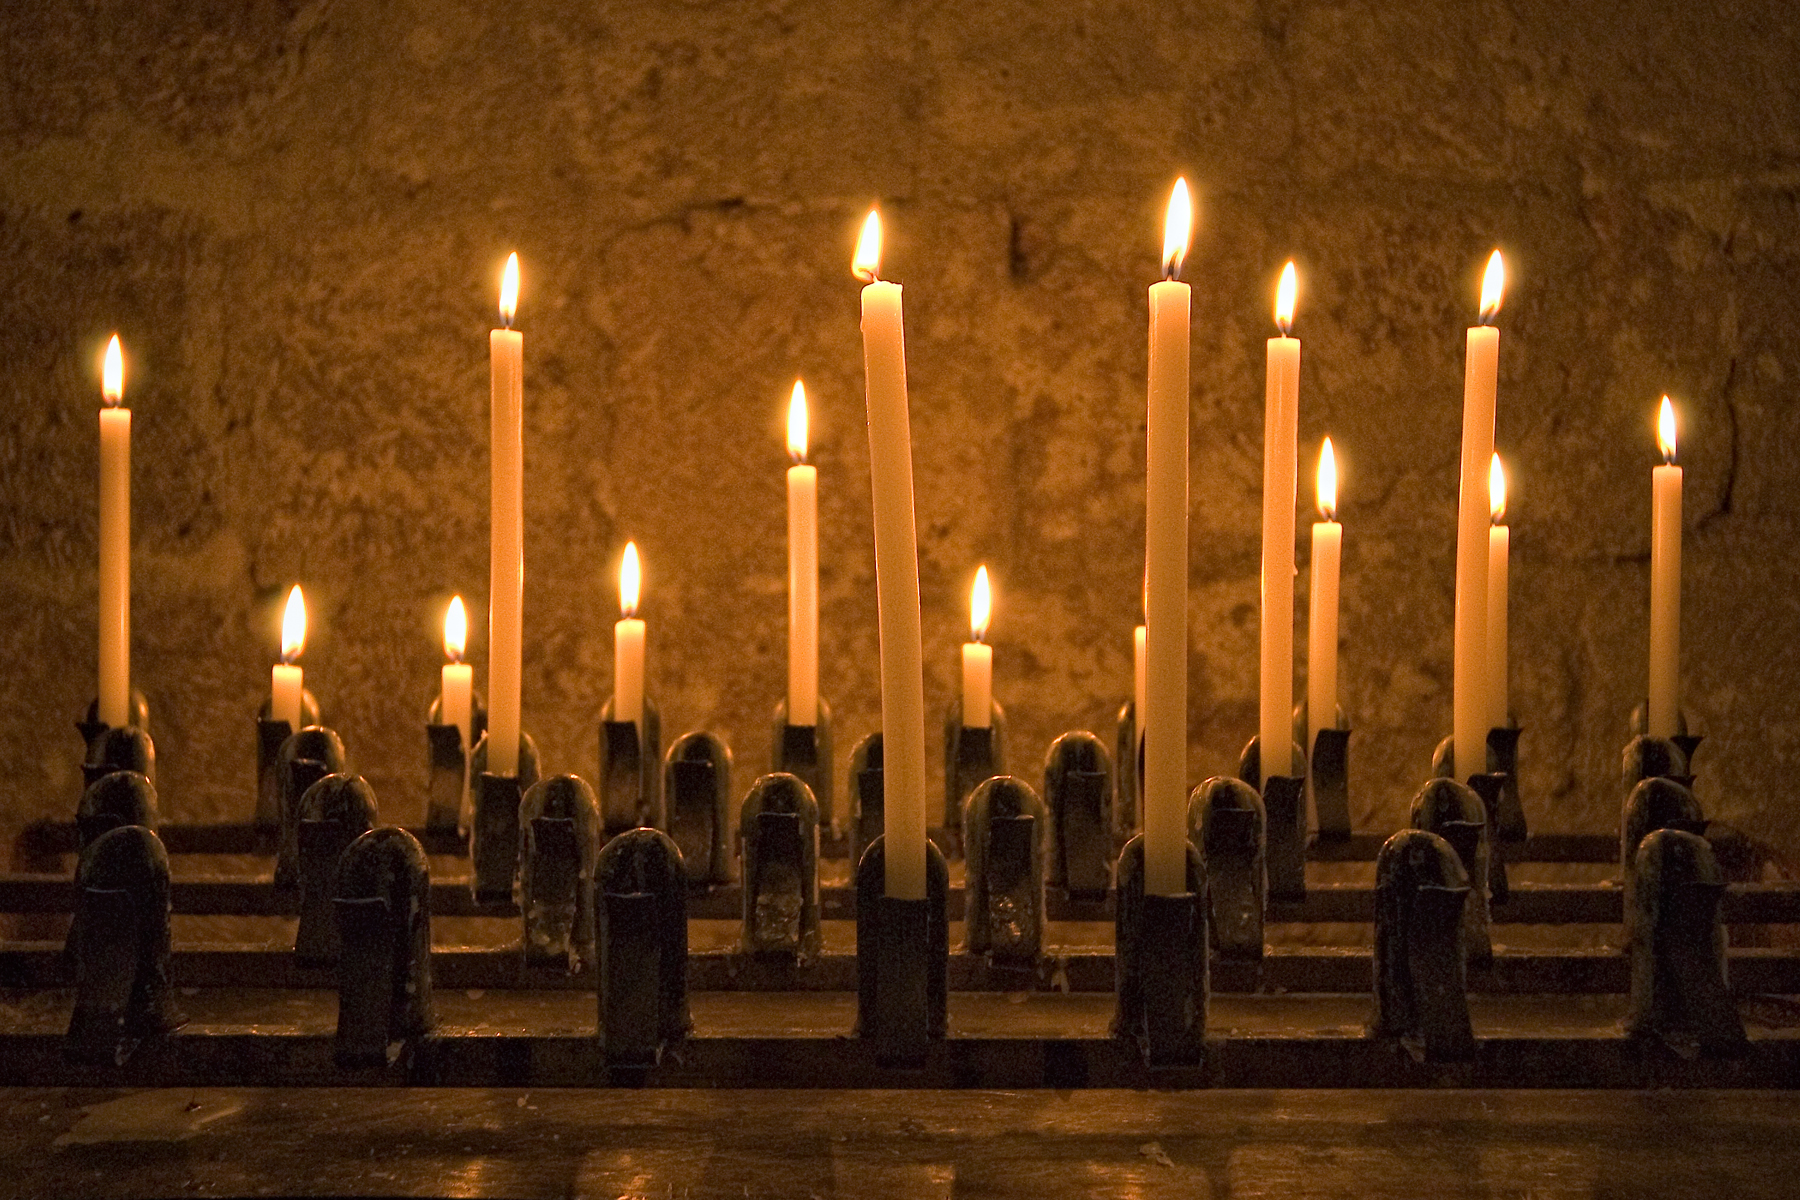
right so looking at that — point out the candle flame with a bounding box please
[1479,250,1505,324]
[1489,453,1507,523]
[1658,396,1678,464]
[1317,437,1338,521]
[1161,178,1192,281]
[970,565,991,643]
[101,334,124,406]
[499,252,519,327]
[444,595,467,663]
[852,209,882,282]
[281,585,306,663]
[1275,261,1297,335]
[620,542,640,618]
[786,380,808,462]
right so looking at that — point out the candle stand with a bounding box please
[64,824,182,1067]
[1309,725,1353,841]
[75,770,157,856]
[254,689,319,829]
[294,774,377,967]
[1044,731,1113,896]
[598,697,661,836]
[520,775,599,972]
[1191,778,1266,963]
[469,730,540,905]
[1411,778,1492,967]
[274,727,345,892]
[424,690,486,834]
[854,836,949,1069]
[1621,776,1705,941]
[1370,829,1476,1062]
[739,772,821,957]
[595,828,689,1075]
[1625,828,1747,1057]
[1484,724,1528,841]
[664,732,732,888]
[773,697,833,836]
[942,700,1005,852]
[1112,699,1141,844]
[1112,834,1206,1067]
[333,828,433,1070]
[848,732,885,870]
[962,776,1046,969]
[1239,734,1307,901]
[76,691,151,756]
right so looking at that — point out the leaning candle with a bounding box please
[1487,455,1510,734]
[488,252,524,776]
[1648,398,1682,738]
[1307,438,1342,760]
[786,381,819,726]
[1452,250,1504,780]
[854,208,928,901]
[1144,179,1193,897]
[441,595,474,749]
[615,542,646,727]
[1261,262,1300,780]
[97,334,131,728]
[272,584,306,729]
[961,566,993,728]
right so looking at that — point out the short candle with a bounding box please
[1306,438,1342,760]
[441,595,474,749]
[961,566,993,729]
[1487,455,1510,733]
[614,542,646,728]
[272,584,306,730]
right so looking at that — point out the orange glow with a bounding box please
[620,542,641,618]
[101,334,124,405]
[499,253,519,326]
[852,209,882,282]
[1275,261,1297,335]
[1479,250,1505,324]
[1162,178,1192,280]
[281,585,306,663]
[1317,437,1338,521]
[970,566,991,643]
[1658,396,1678,464]
[786,380,808,462]
[444,596,467,662]
[1489,453,1507,523]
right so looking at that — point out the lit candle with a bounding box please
[1144,179,1193,897]
[97,334,131,728]
[1648,398,1682,738]
[1486,455,1510,733]
[1261,262,1300,780]
[272,585,305,729]
[961,566,993,728]
[614,542,646,727]
[441,595,474,749]
[854,208,928,901]
[786,381,819,726]
[488,252,524,777]
[1307,438,1342,759]
[1453,251,1504,780]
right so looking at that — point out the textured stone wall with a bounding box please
[3,0,1798,862]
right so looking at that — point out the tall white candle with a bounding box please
[1486,455,1510,733]
[854,209,928,901]
[441,595,474,748]
[1649,397,1683,738]
[1261,263,1300,780]
[1144,180,1193,897]
[615,542,646,727]
[1307,438,1341,760]
[1453,251,1504,780]
[786,381,820,726]
[272,584,305,729]
[961,566,993,728]
[97,334,131,728]
[488,253,524,777]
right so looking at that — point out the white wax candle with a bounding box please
[272,584,305,729]
[1453,251,1503,780]
[488,254,524,777]
[98,335,130,728]
[1649,398,1682,738]
[1306,437,1341,759]
[961,565,993,728]
[1132,624,1147,730]
[786,381,819,726]
[615,541,646,727]
[854,210,928,901]
[1486,455,1509,733]
[1260,263,1299,780]
[442,595,473,748]
[1144,180,1192,897]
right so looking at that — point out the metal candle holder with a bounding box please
[1410,778,1491,968]
[963,775,1046,968]
[469,730,541,905]
[520,775,600,973]
[1309,705,1353,841]
[599,696,663,836]
[76,690,150,752]
[333,827,434,1070]
[739,772,821,957]
[424,689,486,835]
[1370,829,1475,1062]
[1630,701,1704,772]
[1112,834,1206,1068]
[773,697,834,836]
[255,689,320,829]
[1430,736,1512,905]
[1113,698,1142,844]
[75,770,158,857]
[1623,734,1692,796]
[64,824,183,1067]
[848,732,885,871]
[1625,827,1747,1057]
[1484,724,1528,842]
[1043,731,1113,896]
[1190,777,1265,963]
[274,727,346,892]
[1621,776,1705,943]
[853,835,950,1069]
[942,699,1005,851]
[595,827,689,1073]
[79,690,153,790]
[1238,734,1307,902]
[664,732,732,888]
[294,774,378,968]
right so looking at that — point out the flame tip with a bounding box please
[852,209,883,282]
[444,595,468,661]
[1479,249,1506,322]
[787,380,809,461]
[499,253,520,325]
[970,565,992,641]
[1316,437,1338,519]
[280,585,307,662]
[1275,261,1298,332]
[1161,179,1193,280]
[101,334,124,404]
[1658,396,1678,462]
[1489,453,1508,521]
[620,543,641,617]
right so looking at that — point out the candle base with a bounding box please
[772,697,834,837]
[1410,779,1493,969]
[424,689,486,835]
[1044,731,1114,896]
[1624,829,1748,1058]
[853,835,949,1069]
[1310,723,1353,842]
[294,776,378,968]
[596,827,690,1076]
[333,828,434,1070]
[1629,701,1704,775]
[848,732,885,873]
[1113,698,1143,844]
[598,696,662,837]
[1431,735,1519,907]
[469,730,541,905]
[1621,776,1706,945]
[1111,834,1206,1068]
[76,770,158,857]
[64,825,185,1067]
[664,732,733,889]
[274,727,346,894]
[963,777,1046,969]
[254,689,320,830]
[1483,725,1528,844]
[1189,778,1266,964]
[942,700,1006,853]
[76,690,150,756]
[1371,829,1476,1063]
[1239,735,1308,902]
[739,773,821,958]
[521,776,600,974]
[80,722,155,792]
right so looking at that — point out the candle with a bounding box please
[1132,623,1147,732]
[488,252,524,777]
[1487,455,1510,733]
[97,334,131,729]
[1648,397,1682,738]
[1452,250,1504,780]
[1144,179,1193,897]
[853,208,928,901]
[1261,262,1300,780]
[272,584,305,729]
[441,595,474,749]
[961,566,993,728]
[786,380,819,726]
[1307,438,1342,759]
[614,542,646,727]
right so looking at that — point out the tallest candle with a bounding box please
[1261,263,1300,781]
[97,334,131,729]
[1452,251,1504,780]
[488,253,524,777]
